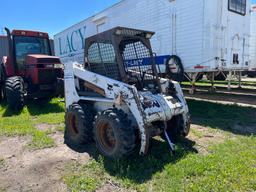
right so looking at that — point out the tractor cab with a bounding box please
[4,28,63,85]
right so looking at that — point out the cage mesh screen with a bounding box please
[87,43,121,80]
[122,41,154,81]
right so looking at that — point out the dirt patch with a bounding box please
[35,123,56,131]
[188,124,228,154]
[96,183,120,192]
[96,182,135,192]
[0,132,90,192]
[35,123,64,133]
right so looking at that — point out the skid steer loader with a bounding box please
[64,27,190,158]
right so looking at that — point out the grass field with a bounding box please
[0,98,65,150]
[0,98,256,192]
[183,78,256,85]
[182,79,256,89]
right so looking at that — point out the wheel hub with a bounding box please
[98,121,116,152]
[68,113,79,136]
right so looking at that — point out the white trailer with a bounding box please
[249,4,256,71]
[54,0,251,81]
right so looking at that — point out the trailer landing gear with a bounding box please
[185,72,203,94]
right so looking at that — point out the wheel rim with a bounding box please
[97,120,116,153]
[68,113,79,137]
[168,58,179,73]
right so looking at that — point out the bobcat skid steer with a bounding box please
[64,27,190,158]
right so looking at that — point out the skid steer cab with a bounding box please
[0,28,64,110]
[64,27,190,158]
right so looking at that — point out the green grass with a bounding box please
[26,131,55,150]
[182,80,256,87]
[63,161,107,192]
[0,98,65,150]
[190,128,204,138]
[0,157,4,167]
[1,97,256,191]
[63,136,256,192]
[187,99,256,134]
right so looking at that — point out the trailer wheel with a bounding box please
[166,55,184,82]
[5,76,25,110]
[64,103,94,152]
[93,109,136,159]
[161,115,185,143]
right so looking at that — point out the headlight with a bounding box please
[54,64,64,69]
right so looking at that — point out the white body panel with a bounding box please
[250,5,256,70]
[54,0,251,73]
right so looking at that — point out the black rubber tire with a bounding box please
[5,76,25,110]
[246,71,256,78]
[166,55,185,82]
[0,63,6,102]
[161,115,185,143]
[93,109,136,159]
[0,83,4,102]
[64,103,94,152]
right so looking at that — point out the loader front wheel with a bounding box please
[93,109,136,159]
[5,76,25,110]
[64,103,94,152]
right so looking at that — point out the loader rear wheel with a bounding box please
[64,103,94,152]
[161,115,185,143]
[5,76,25,110]
[93,109,136,159]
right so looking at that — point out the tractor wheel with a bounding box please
[161,115,185,143]
[5,76,25,110]
[93,109,136,159]
[0,63,6,102]
[64,103,94,152]
[0,84,4,102]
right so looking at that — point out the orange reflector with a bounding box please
[194,66,205,69]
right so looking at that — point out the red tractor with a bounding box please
[0,28,63,110]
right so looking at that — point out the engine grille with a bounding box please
[38,69,57,84]
[37,58,60,64]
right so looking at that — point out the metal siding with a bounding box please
[249,6,256,69]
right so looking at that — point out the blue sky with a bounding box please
[1,0,256,38]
